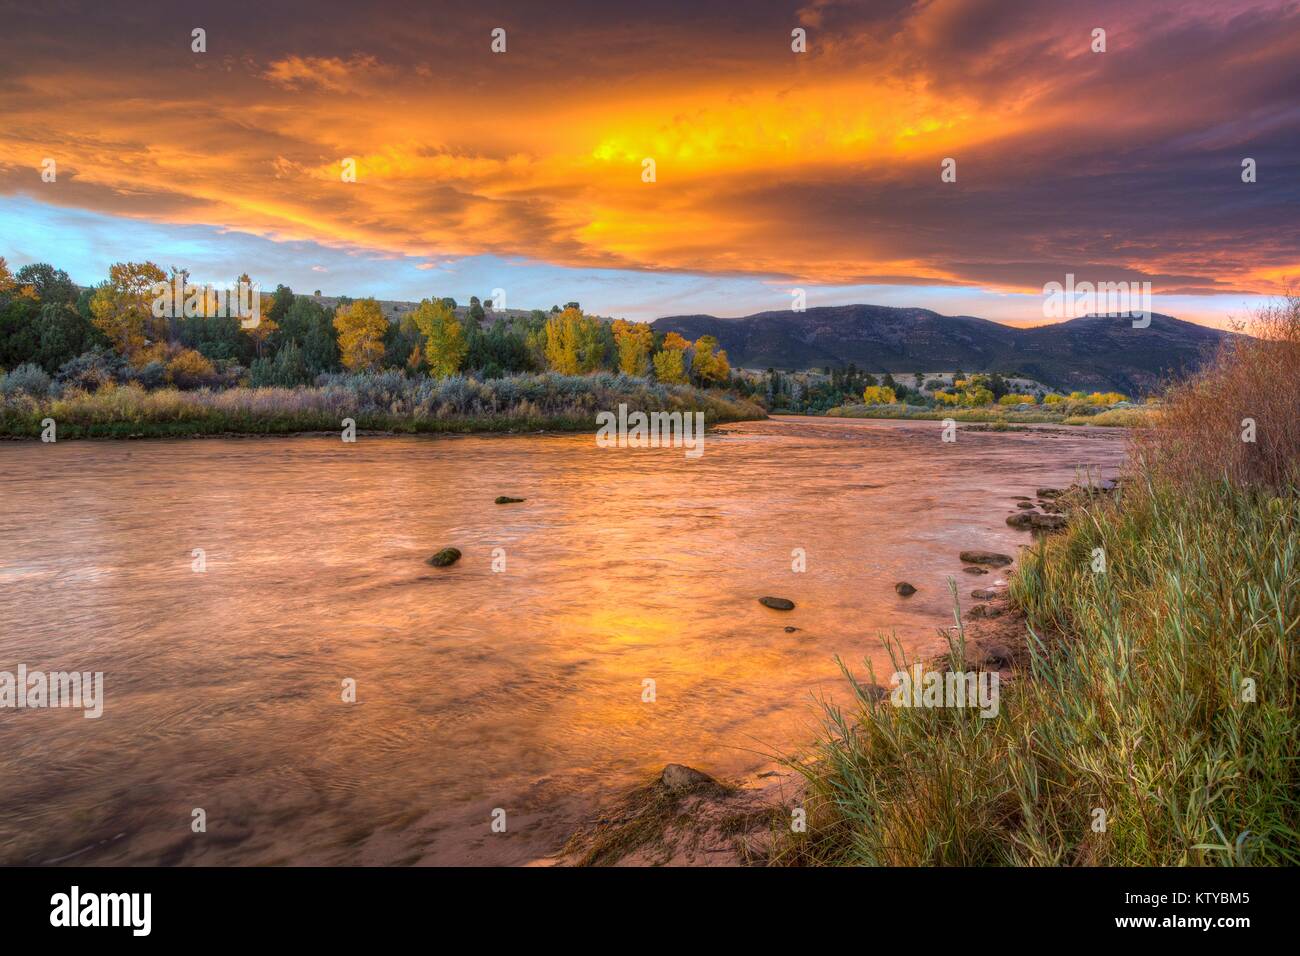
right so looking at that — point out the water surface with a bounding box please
[0,416,1126,864]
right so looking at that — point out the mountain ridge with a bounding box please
[650,305,1229,394]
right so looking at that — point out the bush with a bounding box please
[56,347,127,391]
[0,362,52,397]
[166,348,220,389]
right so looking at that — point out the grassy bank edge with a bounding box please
[772,478,1299,866]
[0,408,765,440]
[817,404,1151,427]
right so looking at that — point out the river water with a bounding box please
[0,416,1126,865]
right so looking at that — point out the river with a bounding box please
[0,416,1127,864]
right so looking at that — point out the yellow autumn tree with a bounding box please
[862,385,897,404]
[0,257,15,296]
[612,319,653,376]
[544,307,604,374]
[691,335,731,386]
[90,261,168,360]
[333,298,388,371]
[411,298,467,378]
[652,331,689,384]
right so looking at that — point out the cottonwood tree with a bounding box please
[612,319,653,376]
[652,331,689,384]
[89,261,167,359]
[411,298,467,377]
[332,297,388,371]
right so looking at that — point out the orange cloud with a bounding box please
[0,0,1296,299]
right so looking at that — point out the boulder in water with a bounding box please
[427,548,462,567]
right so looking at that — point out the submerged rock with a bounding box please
[783,625,800,633]
[960,550,1013,567]
[1006,512,1036,529]
[427,548,462,567]
[984,643,1015,668]
[1016,501,1036,509]
[962,566,990,575]
[660,763,717,791]
[971,588,1001,599]
[759,596,795,611]
[894,582,917,596]
[494,496,525,504]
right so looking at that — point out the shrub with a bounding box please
[166,348,220,389]
[0,362,52,397]
[56,347,127,391]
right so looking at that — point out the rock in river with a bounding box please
[959,550,1013,567]
[895,582,917,596]
[759,596,795,610]
[660,763,717,791]
[427,548,462,567]
[1030,513,1068,530]
[971,588,1001,599]
[962,566,989,575]
[494,496,525,504]
[1006,512,1036,529]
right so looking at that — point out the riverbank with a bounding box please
[778,476,1297,866]
[0,371,765,439]
[823,402,1152,427]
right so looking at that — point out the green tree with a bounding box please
[411,298,467,377]
[652,331,689,384]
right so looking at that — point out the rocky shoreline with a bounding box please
[553,479,1118,866]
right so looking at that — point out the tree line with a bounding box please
[0,258,734,391]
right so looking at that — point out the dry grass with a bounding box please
[1134,294,1300,489]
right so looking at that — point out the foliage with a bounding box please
[333,297,388,371]
[411,298,468,378]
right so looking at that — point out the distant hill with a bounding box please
[651,305,1229,394]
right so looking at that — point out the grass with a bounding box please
[777,479,1299,865]
[0,371,766,439]
[778,297,1300,867]
[1062,407,1154,427]
[824,402,1153,426]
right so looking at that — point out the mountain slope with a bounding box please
[651,305,1228,394]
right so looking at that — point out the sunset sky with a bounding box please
[2,0,1297,326]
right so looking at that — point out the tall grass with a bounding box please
[781,299,1300,866]
[1135,294,1300,488]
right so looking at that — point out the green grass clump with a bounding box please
[779,479,1299,866]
